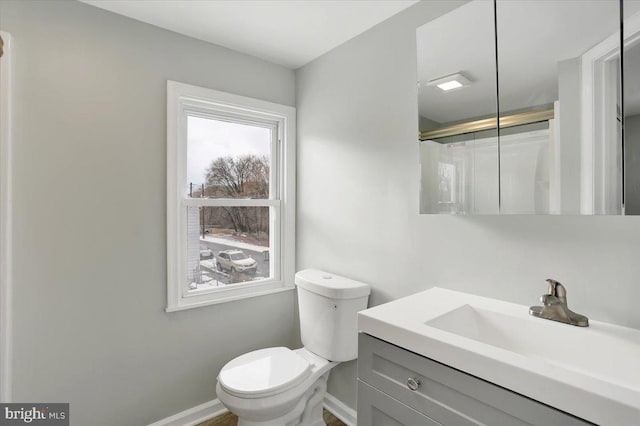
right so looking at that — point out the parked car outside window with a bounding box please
[200,245,214,260]
[216,249,257,274]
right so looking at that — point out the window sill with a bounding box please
[165,284,295,312]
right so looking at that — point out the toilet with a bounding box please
[216,269,371,426]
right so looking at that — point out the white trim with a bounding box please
[166,81,296,311]
[182,198,279,208]
[581,29,617,214]
[147,398,226,426]
[165,285,294,312]
[145,393,357,426]
[581,10,640,214]
[0,30,13,403]
[549,101,561,214]
[323,393,357,426]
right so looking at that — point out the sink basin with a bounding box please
[426,304,640,391]
[358,287,640,425]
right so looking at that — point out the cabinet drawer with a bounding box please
[357,379,442,426]
[358,333,591,426]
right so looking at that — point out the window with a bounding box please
[167,81,295,311]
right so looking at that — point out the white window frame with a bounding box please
[166,81,296,312]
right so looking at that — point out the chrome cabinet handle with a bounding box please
[406,377,420,391]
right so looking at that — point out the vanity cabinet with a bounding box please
[357,333,592,426]
[358,380,440,426]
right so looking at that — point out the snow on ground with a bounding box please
[188,281,224,291]
[200,259,216,269]
[200,235,268,253]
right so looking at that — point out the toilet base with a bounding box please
[236,371,329,426]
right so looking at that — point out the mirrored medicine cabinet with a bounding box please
[417,0,640,215]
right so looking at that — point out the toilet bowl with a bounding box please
[217,347,337,426]
[216,269,370,426]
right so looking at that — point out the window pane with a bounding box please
[187,116,271,199]
[186,206,271,291]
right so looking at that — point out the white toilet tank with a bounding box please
[295,269,371,362]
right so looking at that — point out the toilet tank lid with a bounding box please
[295,269,371,299]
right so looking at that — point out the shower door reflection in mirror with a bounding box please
[417,0,498,214]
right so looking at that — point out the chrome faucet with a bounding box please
[529,279,589,327]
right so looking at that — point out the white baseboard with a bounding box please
[147,399,226,426]
[147,393,357,426]
[323,393,357,426]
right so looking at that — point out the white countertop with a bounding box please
[358,287,640,426]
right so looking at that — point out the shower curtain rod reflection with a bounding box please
[419,108,554,141]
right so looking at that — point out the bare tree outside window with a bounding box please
[185,116,273,289]
[205,154,269,198]
[206,155,268,235]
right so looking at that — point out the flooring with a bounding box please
[197,408,346,426]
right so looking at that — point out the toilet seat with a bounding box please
[218,347,311,399]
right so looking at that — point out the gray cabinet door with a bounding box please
[358,333,592,426]
[357,379,441,426]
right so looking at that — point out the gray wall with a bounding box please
[626,114,640,214]
[296,0,640,409]
[0,1,297,424]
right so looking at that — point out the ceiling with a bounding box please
[81,0,418,69]
[417,0,640,125]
